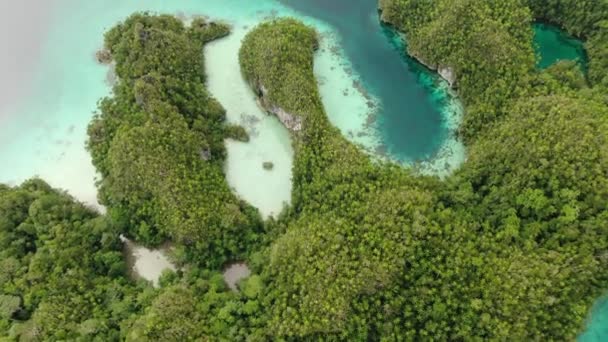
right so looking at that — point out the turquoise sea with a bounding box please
[534,23,587,69]
[0,1,603,339]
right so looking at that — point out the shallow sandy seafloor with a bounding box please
[0,0,464,217]
[0,1,605,339]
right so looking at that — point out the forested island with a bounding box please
[1,0,608,340]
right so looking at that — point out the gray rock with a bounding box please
[407,48,457,88]
[259,84,304,132]
[263,161,274,170]
[269,105,303,131]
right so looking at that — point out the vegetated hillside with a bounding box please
[1,0,608,339]
[1,15,264,341]
[239,11,608,339]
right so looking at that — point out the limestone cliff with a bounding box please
[438,66,456,88]
[258,85,303,132]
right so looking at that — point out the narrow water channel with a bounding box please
[282,0,464,173]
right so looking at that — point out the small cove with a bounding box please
[121,236,176,288]
[534,23,587,69]
[0,2,603,338]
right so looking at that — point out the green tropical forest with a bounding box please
[1,0,608,340]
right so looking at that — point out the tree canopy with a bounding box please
[2,3,608,340]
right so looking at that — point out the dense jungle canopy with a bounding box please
[1,0,608,340]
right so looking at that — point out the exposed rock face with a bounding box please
[223,263,251,292]
[200,148,211,161]
[95,48,112,64]
[105,64,118,87]
[438,66,456,88]
[268,105,303,131]
[408,47,437,70]
[258,84,304,132]
[381,16,458,88]
[407,47,457,88]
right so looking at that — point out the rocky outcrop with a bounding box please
[408,48,437,70]
[199,148,211,161]
[263,161,274,170]
[258,85,304,132]
[438,66,456,88]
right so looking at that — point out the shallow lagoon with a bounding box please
[204,22,295,218]
[0,1,603,338]
[0,0,464,216]
[0,4,590,213]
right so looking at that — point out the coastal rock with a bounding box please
[406,47,457,88]
[259,84,304,132]
[407,47,438,70]
[263,161,274,170]
[269,105,303,131]
[105,65,118,87]
[438,66,457,88]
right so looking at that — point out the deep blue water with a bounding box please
[282,0,449,163]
